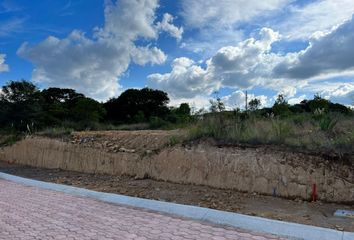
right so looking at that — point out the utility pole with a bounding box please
[245,90,248,111]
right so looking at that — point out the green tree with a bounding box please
[72,97,106,125]
[168,103,192,124]
[40,87,85,124]
[104,88,170,123]
[308,94,330,113]
[248,98,261,111]
[0,80,44,130]
[176,103,191,116]
[272,94,291,116]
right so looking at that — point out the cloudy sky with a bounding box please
[1,0,354,109]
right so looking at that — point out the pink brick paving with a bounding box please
[0,180,288,240]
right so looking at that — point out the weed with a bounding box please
[319,116,338,132]
[168,136,180,146]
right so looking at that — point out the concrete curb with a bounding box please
[0,172,353,240]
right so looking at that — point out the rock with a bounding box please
[119,147,135,153]
[335,225,344,231]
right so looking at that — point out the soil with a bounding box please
[0,161,353,232]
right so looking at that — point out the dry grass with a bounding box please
[188,112,354,155]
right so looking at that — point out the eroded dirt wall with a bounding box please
[0,136,353,202]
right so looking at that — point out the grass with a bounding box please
[36,127,74,139]
[0,134,23,147]
[187,112,354,156]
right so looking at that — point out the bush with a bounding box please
[149,116,168,129]
[271,119,292,143]
[319,115,338,132]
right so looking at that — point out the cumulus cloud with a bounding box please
[0,54,9,72]
[179,0,288,55]
[148,57,218,98]
[210,28,280,88]
[150,16,354,106]
[273,16,354,80]
[168,94,211,110]
[300,81,354,106]
[157,13,183,40]
[288,95,306,105]
[148,28,281,99]
[221,90,268,109]
[17,0,181,100]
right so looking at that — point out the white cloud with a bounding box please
[222,90,268,109]
[179,0,289,56]
[0,54,9,72]
[17,0,182,100]
[0,17,25,37]
[168,94,211,110]
[181,0,289,29]
[288,95,306,105]
[157,13,183,40]
[273,16,354,80]
[278,0,354,40]
[300,81,354,105]
[210,28,280,88]
[148,28,281,100]
[148,57,218,98]
[131,46,167,65]
[150,16,354,106]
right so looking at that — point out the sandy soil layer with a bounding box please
[0,161,353,232]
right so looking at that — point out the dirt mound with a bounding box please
[69,130,186,153]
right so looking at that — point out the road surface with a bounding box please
[0,179,287,240]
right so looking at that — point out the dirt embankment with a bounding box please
[0,130,353,202]
[1,161,353,232]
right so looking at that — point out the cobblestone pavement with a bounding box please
[0,180,288,240]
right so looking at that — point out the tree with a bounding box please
[1,80,39,103]
[272,94,291,116]
[40,88,85,124]
[168,103,192,124]
[104,88,170,123]
[307,94,330,113]
[0,80,44,130]
[176,103,191,116]
[209,98,225,113]
[248,98,261,111]
[72,97,106,125]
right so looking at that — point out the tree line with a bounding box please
[0,80,352,133]
[0,80,191,132]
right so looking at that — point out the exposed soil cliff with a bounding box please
[0,130,353,202]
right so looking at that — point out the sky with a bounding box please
[1,0,354,109]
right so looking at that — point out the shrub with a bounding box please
[271,119,292,143]
[319,115,338,132]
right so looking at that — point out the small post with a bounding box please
[245,90,248,111]
[312,184,317,202]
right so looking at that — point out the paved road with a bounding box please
[0,180,287,240]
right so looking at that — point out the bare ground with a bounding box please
[0,161,353,232]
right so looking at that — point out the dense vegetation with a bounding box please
[0,80,353,155]
[0,80,191,133]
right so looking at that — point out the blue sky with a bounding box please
[1,0,354,109]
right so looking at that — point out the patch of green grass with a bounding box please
[168,135,181,146]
